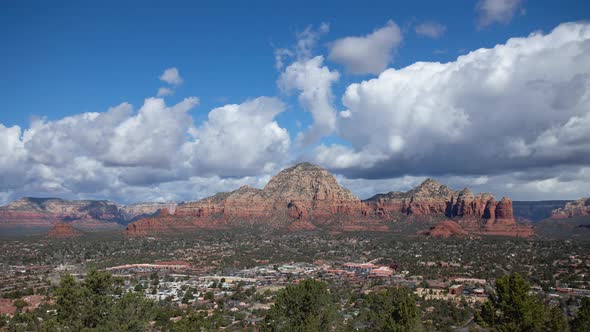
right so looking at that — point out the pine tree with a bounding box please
[478,272,568,331]
[571,297,590,332]
[359,287,421,332]
[262,279,337,331]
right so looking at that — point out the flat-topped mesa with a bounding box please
[0,197,124,230]
[551,198,590,219]
[0,197,180,233]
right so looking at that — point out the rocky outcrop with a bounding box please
[422,220,469,238]
[47,222,83,239]
[551,198,590,219]
[365,179,533,237]
[364,179,516,224]
[368,178,455,217]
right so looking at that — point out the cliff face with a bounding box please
[364,179,516,224]
[0,198,176,232]
[364,179,533,237]
[551,198,590,219]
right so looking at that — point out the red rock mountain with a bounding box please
[551,198,590,219]
[47,222,83,239]
[127,163,383,235]
[127,163,532,237]
[364,178,532,237]
[0,197,176,233]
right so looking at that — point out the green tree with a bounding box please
[571,297,590,332]
[358,287,421,332]
[546,306,569,332]
[13,298,28,313]
[173,311,211,331]
[478,272,568,332]
[80,269,116,328]
[182,288,194,304]
[50,270,157,331]
[262,279,337,332]
[106,291,155,332]
[54,274,85,329]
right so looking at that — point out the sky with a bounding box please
[1,0,589,204]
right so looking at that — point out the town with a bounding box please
[1,232,589,330]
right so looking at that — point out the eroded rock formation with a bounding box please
[551,198,590,219]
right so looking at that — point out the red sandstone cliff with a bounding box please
[551,198,590,219]
[364,179,516,224]
[364,179,532,237]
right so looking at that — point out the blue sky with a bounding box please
[2,0,587,131]
[1,0,590,203]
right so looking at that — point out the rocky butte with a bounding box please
[127,163,533,237]
[420,220,469,238]
[47,222,83,239]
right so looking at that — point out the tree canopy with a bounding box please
[478,272,568,332]
[262,279,337,332]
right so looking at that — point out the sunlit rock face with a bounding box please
[551,198,590,219]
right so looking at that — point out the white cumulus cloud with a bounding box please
[279,56,340,146]
[477,0,525,27]
[328,20,402,75]
[310,22,590,182]
[182,96,291,177]
[415,22,447,38]
[159,67,183,85]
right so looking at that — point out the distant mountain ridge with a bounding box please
[0,163,536,238]
[512,200,571,222]
[0,197,176,233]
